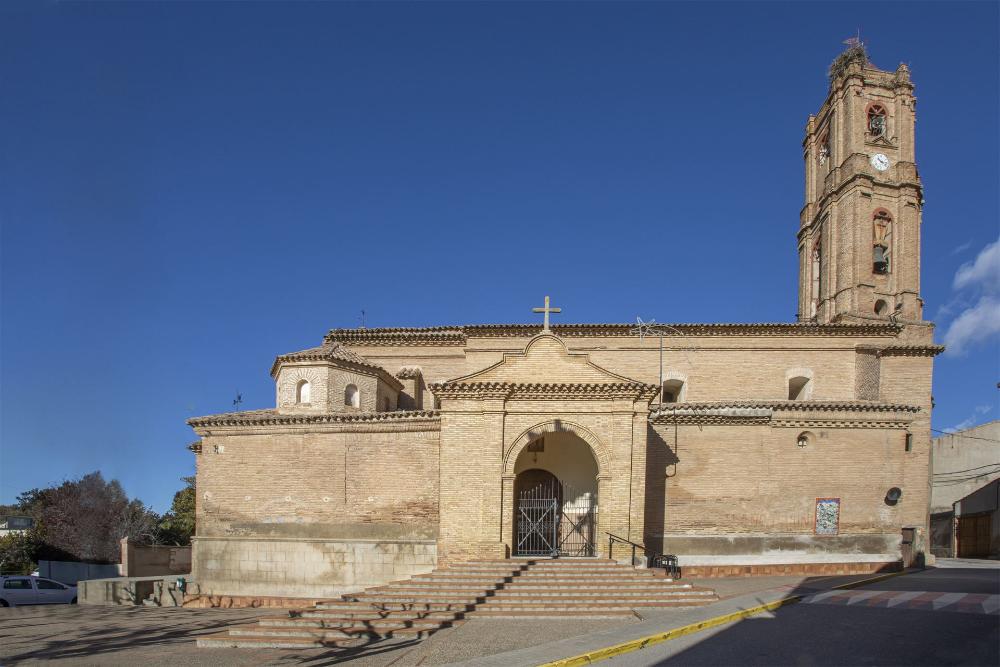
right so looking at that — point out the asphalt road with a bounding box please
[606,564,1000,667]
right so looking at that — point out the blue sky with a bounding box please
[2,1,997,512]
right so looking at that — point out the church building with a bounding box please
[187,49,941,600]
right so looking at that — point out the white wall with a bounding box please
[931,420,1000,513]
[513,431,599,505]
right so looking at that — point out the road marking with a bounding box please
[801,590,1000,616]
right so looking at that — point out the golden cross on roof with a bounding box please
[532,295,562,332]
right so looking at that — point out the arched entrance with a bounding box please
[512,431,599,556]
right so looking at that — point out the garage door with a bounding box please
[957,513,992,558]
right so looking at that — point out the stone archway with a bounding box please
[502,421,611,558]
[504,420,610,478]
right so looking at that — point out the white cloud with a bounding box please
[954,238,1000,292]
[951,240,972,256]
[942,294,1000,356]
[941,237,1000,356]
[944,404,995,433]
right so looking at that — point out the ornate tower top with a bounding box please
[798,44,924,325]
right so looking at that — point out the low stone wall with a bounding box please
[120,537,192,577]
[78,575,188,606]
[192,536,437,598]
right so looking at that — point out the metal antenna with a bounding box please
[233,391,243,410]
[360,309,366,329]
[630,316,695,410]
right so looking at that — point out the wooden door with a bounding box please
[957,513,992,558]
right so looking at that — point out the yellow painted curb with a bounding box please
[538,568,912,667]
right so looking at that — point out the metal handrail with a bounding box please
[605,532,680,578]
[605,532,647,566]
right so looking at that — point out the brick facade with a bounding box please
[186,53,940,597]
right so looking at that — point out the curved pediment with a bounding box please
[446,333,642,386]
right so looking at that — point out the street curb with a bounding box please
[537,569,912,666]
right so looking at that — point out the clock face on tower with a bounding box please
[871,153,890,171]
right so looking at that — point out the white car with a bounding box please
[0,575,77,606]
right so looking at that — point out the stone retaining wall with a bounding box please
[192,537,437,598]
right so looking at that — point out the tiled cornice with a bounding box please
[325,322,902,346]
[187,409,440,428]
[429,381,660,401]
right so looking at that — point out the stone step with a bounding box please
[363,587,691,598]
[488,589,716,599]
[257,616,455,631]
[467,608,637,618]
[315,601,475,612]
[385,581,691,591]
[294,610,462,621]
[196,631,352,649]
[412,571,669,581]
[226,623,439,639]
[445,563,642,570]
[348,594,714,606]
[475,600,713,611]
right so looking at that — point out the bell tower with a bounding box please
[798,45,924,324]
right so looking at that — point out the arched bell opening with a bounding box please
[512,431,599,557]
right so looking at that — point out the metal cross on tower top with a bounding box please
[532,295,562,331]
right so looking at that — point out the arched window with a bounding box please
[662,379,685,404]
[382,397,391,412]
[872,210,892,274]
[817,131,830,166]
[344,384,360,409]
[867,104,887,137]
[295,380,311,404]
[788,376,812,401]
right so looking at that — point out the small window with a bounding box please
[788,376,812,400]
[3,579,32,590]
[345,384,360,408]
[36,579,65,590]
[295,380,311,404]
[662,379,684,403]
[874,299,889,316]
[382,397,391,411]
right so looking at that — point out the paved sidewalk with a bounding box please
[457,571,905,666]
[0,572,894,666]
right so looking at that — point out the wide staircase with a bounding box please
[198,558,718,649]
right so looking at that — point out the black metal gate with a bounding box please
[514,471,596,557]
